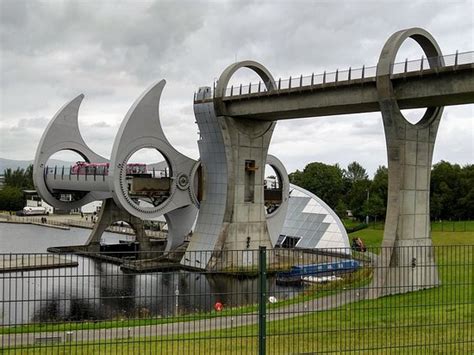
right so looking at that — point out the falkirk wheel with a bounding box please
[33,27,461,297]
[33,79,297,268]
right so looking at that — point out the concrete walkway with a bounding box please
[0,255,78,272]
[0,288,367,348]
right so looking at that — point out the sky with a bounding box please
[1,0,473,176]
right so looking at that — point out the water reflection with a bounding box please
[2,262,300,325]
[0,224,302,326]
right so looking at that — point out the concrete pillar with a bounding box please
[184,61,278,269]
[86,198,150,255]
[214,62,278,268]
[371,28,444,297]
[218,116,276,254]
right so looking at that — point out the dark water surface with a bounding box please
[0,223,302,325]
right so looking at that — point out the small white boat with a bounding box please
[302,275,342,284]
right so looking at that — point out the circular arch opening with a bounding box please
[45,150,89,203]
[394,38,435,125]
[215,61,276,101]
[264,164,283,215]
[123,148,172,210]
[225,67,270,96]
[379,30,444,129]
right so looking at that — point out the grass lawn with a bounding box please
[5,229,473,354]
[431,220,474,232]
[351,228,384,249]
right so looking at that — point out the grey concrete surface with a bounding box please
[370,28,443,297]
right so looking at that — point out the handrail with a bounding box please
[194,51,473,101]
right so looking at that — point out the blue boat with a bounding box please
[276,259,360,285]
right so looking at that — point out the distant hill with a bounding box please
[0,158,33,172]
[0,158,74,173]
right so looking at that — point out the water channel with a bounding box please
[0,223,302,326]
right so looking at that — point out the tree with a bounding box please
[340,162,370,221]
[288,160,471,222]
[334,199,348,219]
[3,165,34,190]
[430,161,462,220]
[453,164,474,220]
[0,186,25,211]
[346,179,371,221]
[429,161,474,220]
[343,161,369,183]
[24,164,34,189]
[0,164,34,212]
[289,162,344,209]
[370,165,388,220]
[365,194,385,221]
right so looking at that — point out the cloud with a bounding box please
[0,116,48,159]
[89,121,112,128]
[0,0,472,176]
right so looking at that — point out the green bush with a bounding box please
[0,186,25,211]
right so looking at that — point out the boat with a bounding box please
[276,259,360,285]
[302,275,342,284]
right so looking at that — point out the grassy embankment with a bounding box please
[4,228,473,354]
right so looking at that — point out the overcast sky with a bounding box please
[1,0,473,176]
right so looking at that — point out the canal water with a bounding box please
[0,223,302,326]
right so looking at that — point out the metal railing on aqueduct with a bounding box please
[194,50,474,100]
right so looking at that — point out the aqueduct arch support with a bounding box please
[371,28,445,297]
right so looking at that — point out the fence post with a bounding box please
[258,246,267,355]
